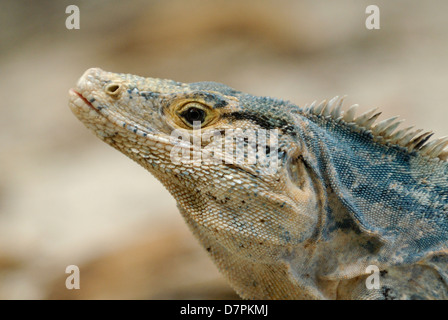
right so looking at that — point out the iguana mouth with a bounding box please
[70,89,99,113]
[68,88,190,149]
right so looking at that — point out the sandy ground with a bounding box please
[0,0,447,299]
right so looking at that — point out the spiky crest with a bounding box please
[303,96,448,162]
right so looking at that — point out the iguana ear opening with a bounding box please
[273,145,325,239]
[286,155,311,192]
[283,144,318,192]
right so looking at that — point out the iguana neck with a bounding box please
[296,112,448,263]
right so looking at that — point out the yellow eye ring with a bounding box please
[177,103,212,128]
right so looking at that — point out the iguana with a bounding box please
[69,68,448,300]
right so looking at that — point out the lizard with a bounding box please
[68,67,448,300]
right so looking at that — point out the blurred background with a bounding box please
[0,0,447,299]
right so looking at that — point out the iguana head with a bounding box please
[69,68,320,263]
[70,68,448,299]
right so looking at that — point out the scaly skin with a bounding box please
[69,68,448,299]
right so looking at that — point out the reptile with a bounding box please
[69,67,448,300]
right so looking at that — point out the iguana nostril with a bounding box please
[105,83,121,96]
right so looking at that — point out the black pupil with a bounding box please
[182,107,205,125]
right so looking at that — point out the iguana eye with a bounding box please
[179,104,208,127]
